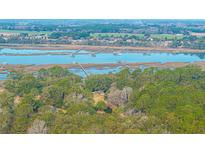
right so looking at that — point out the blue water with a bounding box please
[69,67,122,77]
[1,49,205,80]
[0,52,205,65]
[0,67,122,80]
[0,48,89,54]
[0,73,7,80]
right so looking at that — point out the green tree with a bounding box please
[12,102,33,133]
[41,85,66,108]
[85,75,113,92]
[95,101,107,111]
[5,73,42,96]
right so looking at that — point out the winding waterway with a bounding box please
[1,49,205,65]
[1,49,205,79]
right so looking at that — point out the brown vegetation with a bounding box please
[1,44,205,53]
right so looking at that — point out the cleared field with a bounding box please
[91,33,184,40]
[91,33,144,38]
[0,29,52,35]
[150,34,183,40]
[191,32,205,37]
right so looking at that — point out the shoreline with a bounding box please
[1,62,205,73]
[1,44,205,53]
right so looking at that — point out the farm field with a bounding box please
[0,29,52,35]
[91,33,145,38]
[91,33,184,40]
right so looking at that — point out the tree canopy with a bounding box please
[1,65,205,133]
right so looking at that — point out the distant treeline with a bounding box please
[0,20,205,49]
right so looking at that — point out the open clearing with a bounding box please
[91,33,184,40]
[0,29,52,35]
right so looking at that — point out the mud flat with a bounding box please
[1,62,205,82]
[1,62,205,74]
[1,44,205,53]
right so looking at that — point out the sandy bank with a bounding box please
[1,62,205,74]
[1,44,205,53]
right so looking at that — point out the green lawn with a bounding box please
[0,29,52,35]
[91,33,144,38]
[151,34,183,40]
[91,33,184,40]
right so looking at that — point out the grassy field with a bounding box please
[0,29,52,35]
[91,33,144,38]
[150,34,183,40]
[91,33,184,40]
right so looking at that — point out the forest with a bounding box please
[1,65,205,133]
